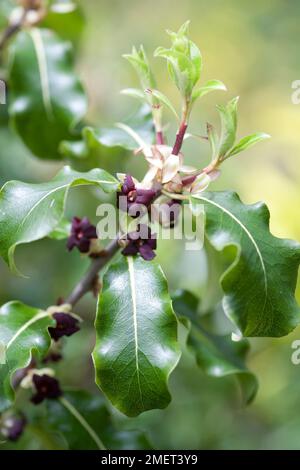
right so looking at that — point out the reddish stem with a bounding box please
[182,174,197,186]
[172,122,188,155]
[156,131,164,145]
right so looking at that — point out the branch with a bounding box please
[0,5,46,53]
[0,15,25,52]
[65,237,120,307]
[171,104,189,155]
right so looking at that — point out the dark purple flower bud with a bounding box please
[12,358,36,388]
[122,224,157,261]
[117,175,156,215]
[48,312,80,342]
[159,199,182,228]
[0,413,27,442]
[31,374,62,405]
[42,352,63,364]
[67,217,97,253]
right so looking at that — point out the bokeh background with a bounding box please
[1,0,300,449]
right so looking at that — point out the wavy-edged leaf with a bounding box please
[227,132,271,158]
[47,390,152,450]
[0,166,118,271]
[93,256,181,417]
[173,290,258,403]
[190,191,300,337]
[0,301,54,412]
[8,27,87,159]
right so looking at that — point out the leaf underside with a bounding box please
[47,390,152,450]
[173,290,258,404]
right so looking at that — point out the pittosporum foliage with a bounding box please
[0,0,299,450]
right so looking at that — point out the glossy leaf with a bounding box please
[47,390,152,450]
[190,191,300,337]
[8,28,87,159]
[227,132,271,158]
[216,97,239,158]
[0,166,118,271]
[173,291,258,403]
[0,301,55,412]
[93,256,181,417]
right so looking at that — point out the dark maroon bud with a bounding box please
[12,359,36,388]
[0,413,27,442]
[160,199,182,228]
[42,352,63,364]
[117,174,156,215]
[48,312,80,342]
[31,374,62,405]
[122,224,157,261]
[121,174,135,194]
[67,217,97,253]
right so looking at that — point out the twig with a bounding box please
[156,130,164,145]
[65,238,120,307]
[0,13,25,52]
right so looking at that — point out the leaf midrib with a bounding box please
[127,257,144,407]
[59,397,106,450]
[30,28,53,120]
[6,311,50,350]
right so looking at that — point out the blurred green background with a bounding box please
[1,0,300,450]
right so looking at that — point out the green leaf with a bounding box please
[191,79,227,104]
[47,390,152,450]
[216,96,239,158]
[173,291,258,404]
[48,218,71,240]
[83,105,155,152]
[227,132,271,158]
[207,122,219,160]
[41,1,85,47]
[8,28,87,159]
[148,89,179,119]
[0,0,13,28]
[154,21,202,99]
[190,191,300,337]
[93,256,181,417]
[0,301,55,412]
[120,88,147,102]
[0,166,118,271]
[123,45,156,93]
